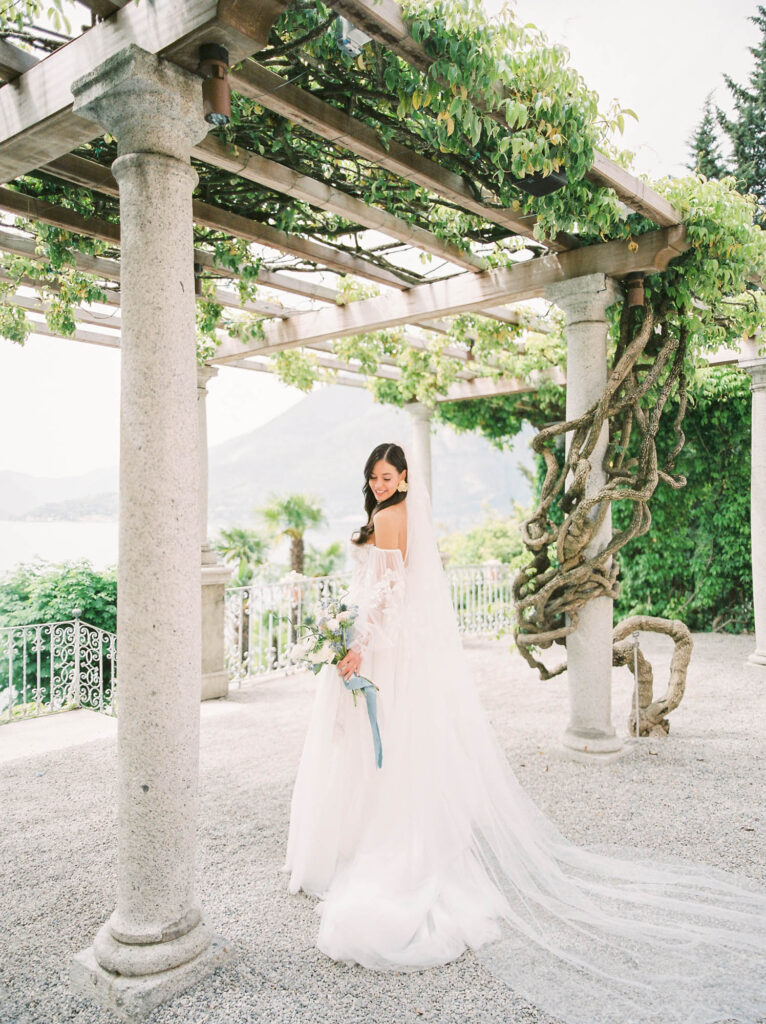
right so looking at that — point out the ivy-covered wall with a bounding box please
[613,365,753,632]
[437,365,754,633]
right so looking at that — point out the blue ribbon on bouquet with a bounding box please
[343,674,382,769]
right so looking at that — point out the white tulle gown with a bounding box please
[284,451,766,1024]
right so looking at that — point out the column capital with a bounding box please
[405,400,432,423]
[739,354,766,392]
[197,365,219,393]
[545,273,623,325]
[71,44,208,161]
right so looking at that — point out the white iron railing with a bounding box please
[448,562,515,634]
[0,611,117,724]
[224,563,514,684]
[224,572,351,683]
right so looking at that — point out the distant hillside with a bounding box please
[0,465,118,519]
[207,385,534,538]
[21,492,118,521]
[1,386,534,537]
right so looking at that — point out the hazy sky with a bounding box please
[0,1,761,479]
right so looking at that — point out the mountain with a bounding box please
[0,465,118,519]
[1,386,534,538]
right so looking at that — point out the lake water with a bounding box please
[0,520,119,574]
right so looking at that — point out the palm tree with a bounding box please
[304,541,345,578]
[214,527,268,586]
[259,494,326,575]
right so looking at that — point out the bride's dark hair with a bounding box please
[351,443,408,546]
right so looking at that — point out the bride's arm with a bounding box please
[337,517,406,680]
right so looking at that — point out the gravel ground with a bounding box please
[1,632,764,1024]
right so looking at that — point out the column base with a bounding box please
[71,933,232,1022]
[562,727,624,763]
[202,669,229,701]
[747,649,766,668]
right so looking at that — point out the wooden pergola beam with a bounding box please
[585,153,679,227]
[6,290,122,331]
[230,355,369,388]
[211,226,689,362]
[437,367,566,402]
[20,313,121,350]
[41,155,544,332]
[0,196,341,304]
[24,155,413,290]
[324,0,683,228]
[0,0,287,183]
[0,221,515,336]
[0,253,292,319]
[0,225,122,280]
[307,336,478,380]
[10,296,479,391]
[192,135,484,272]
[230,60,555,248]
[77,0,128,19]
[3,275,490,378]
[0,40,39,83]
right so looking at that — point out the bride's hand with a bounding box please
[337,648,362,681]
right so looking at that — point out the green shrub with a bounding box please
[0,559,117,631]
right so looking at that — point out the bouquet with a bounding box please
[293,595,382,769]
[292,593,383,770]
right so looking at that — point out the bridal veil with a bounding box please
[290,444,766,1024]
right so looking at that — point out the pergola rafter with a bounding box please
[229,59,558,248]
[0,0,692,409]
[210,226,689,362]
[0,223,544,364]
[2,277,509,384]
[192,134,485,273]
[321,0,682,228]
[4,289,501,396]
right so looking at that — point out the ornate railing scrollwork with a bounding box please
[0,616,117,724]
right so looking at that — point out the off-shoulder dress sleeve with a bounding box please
[348,546,406,657]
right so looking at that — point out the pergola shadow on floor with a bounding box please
[2,634,764,1024]
[1,1,764,1018]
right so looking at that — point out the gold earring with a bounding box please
[397,479,408,493]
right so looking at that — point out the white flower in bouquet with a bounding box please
[292,639,311,660]
[326,617,340,631]
[309,643,335,665]
[337,610,353,623]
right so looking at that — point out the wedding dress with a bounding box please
[284,449,766,1024]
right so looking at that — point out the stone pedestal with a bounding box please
[546,273,624,761]
[201,563,231,699]
[740,348,766,668]
[71,46,229,1019]
[197,366,232,700]
[406,400,433,498]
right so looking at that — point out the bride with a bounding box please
[285,442,766,1024]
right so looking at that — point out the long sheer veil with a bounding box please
[394,443,766,1024]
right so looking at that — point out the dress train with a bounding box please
[285,492,766,1024]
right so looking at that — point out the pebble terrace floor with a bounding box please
[2,633,765,1024]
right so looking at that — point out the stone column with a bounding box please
[198,365,232,700]
[71,46,228,1020]
[740,344,766,668]
[406,400,433,498]
[545,273,624,761]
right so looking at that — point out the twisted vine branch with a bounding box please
[514,300,688,678]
